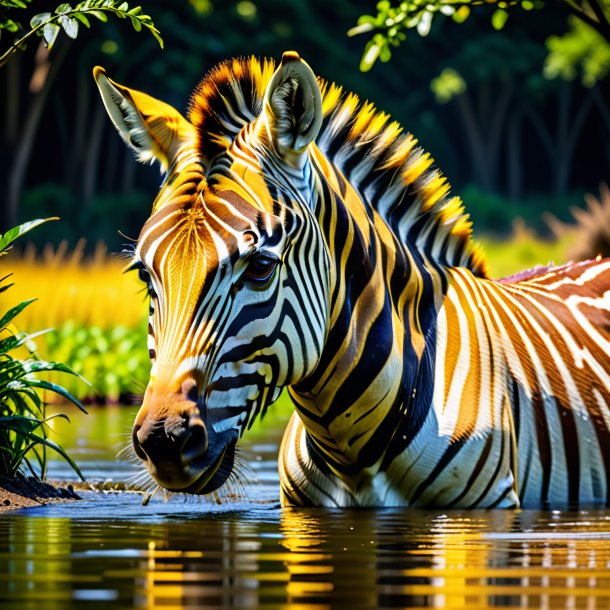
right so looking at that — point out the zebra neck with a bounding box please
[290,164,436,476]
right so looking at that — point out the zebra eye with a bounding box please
[244,253,279,285]
[137,265,150,285]
[130,260,155,297]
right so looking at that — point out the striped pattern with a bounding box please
[109,55,610,508]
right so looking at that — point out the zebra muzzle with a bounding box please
[133,413,207,463]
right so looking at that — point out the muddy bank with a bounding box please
[0,474,80,513]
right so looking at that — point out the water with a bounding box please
[1,408,610,609]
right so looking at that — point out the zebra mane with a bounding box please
[188,56,488,277]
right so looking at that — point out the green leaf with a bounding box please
[72,12,90,27]
[21,360,80,376]
[360,39,382,72]
[26,379,87,413]
[452,5,470,24]
[347,22,374,37]
[130,15,141,31]
[0,19,20,33]
[38,436,85,480]
[0,334,25,355]
[54,3,72,14]
[2,0,29,8]
[0,415,41,435]
[30,12,51,28]
[379,42,392,62]
[0,327,51,355]
[0,299,35,331]
[416,10,433,36]
[147,25,163,49]
[2,385,42,411]
[87,10,108,22]
[59,14,79,38]
[0,218,56,254]
[491,8,509,30]
[0,421,84,480]
[118,2,129,10]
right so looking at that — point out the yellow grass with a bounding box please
[1,239,146,332]
[477,222,573,279]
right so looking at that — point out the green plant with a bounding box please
[0,0,162,68]
[43,322,150,403]
[0,218,85,480]
[349,0,610,72]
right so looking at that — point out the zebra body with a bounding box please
[282,260,610,507]
[94,53,610,508]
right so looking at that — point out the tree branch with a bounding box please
[556,0,610,42]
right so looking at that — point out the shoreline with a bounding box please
[0,475,80,513]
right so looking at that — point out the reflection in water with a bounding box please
[2,507,610,608]
[1,405,610,609]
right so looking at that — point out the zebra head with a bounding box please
[94,53,330,494]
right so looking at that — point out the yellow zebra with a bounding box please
[94,52,610,508]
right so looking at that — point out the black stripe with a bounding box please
[409,437,467,505]
[532,391,552,504]
[446,434,494,508]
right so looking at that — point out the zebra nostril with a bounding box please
[181,417,208,463]
[132,424,147,460]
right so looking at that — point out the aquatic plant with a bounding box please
[0,219,85,480]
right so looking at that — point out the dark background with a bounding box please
[2,0,609,251]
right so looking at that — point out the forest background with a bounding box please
[1,0,609,402]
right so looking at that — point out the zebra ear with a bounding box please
[93,66,196,173]
[263,51,323,168]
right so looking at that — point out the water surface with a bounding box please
[1,407,610,609]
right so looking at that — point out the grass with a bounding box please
[7,239,145,331]
[476,220,573,279]
[2,240,150,402]
[0,220,85,481]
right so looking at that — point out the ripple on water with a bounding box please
[2,407,610,609]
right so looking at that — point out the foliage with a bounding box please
[19,183,151,254]
[463,184,581,234]
[349,0,544,71]
[0,219,85,480]
[5,241,149,401]
[545,16,610,86]
[349,0,610,71]
[0,0,162,68]
[43,322,149,403]
[430,67,466,102]
[2,0,607,247]
[477,221,571,278]
[6,235,145,330]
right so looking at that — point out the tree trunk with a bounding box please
[6,42,68,230]
[454,79,513,193]
[82,104,105,204]
[456,92,493,191]
[553,81,594,195]
[507,109,523,202]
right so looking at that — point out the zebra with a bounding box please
[94,52,610,508]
